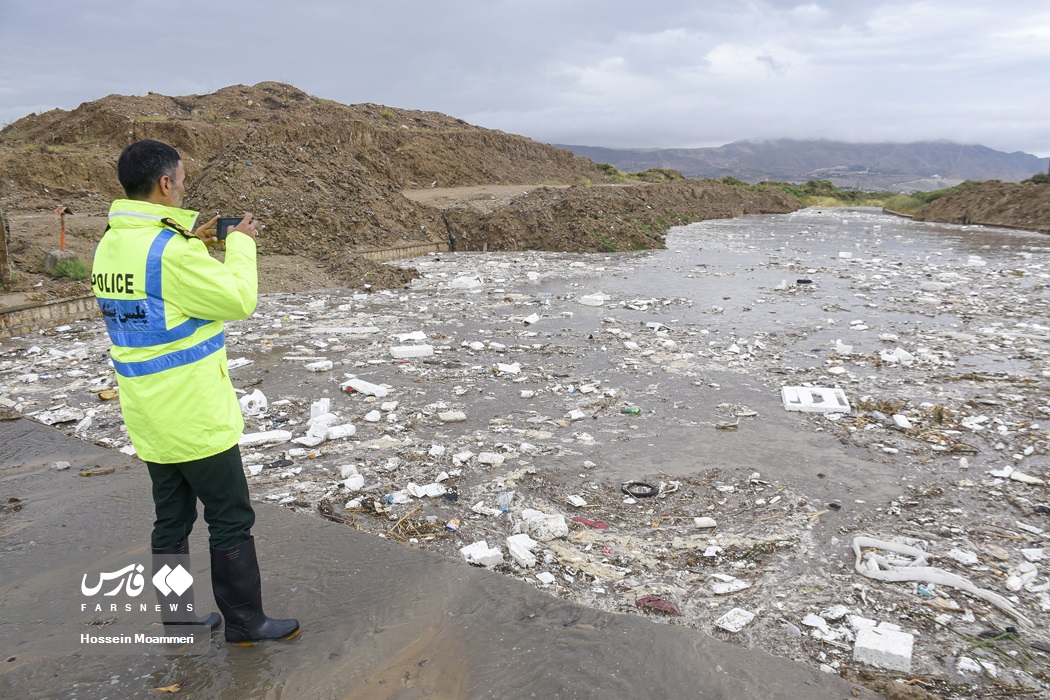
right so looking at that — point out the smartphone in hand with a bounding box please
[216,217,243,240]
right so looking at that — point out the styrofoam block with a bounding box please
[239,389,268,415]
[712,579,751,595]
[293,422,327,447]
[507,533,538,550]
[853,626,914,672]
[390,345,434,359]
[460,540,503,567]
[507,533,538,567]
[340,378,389,397]
[239,430,293,446]
[715,608,756,633]
[326,424,356,440]
[308,412,340,427]
[1022,548,1045,562]
[310,398,331,419]
[781,386,850,413]
[307,326,380,335]
[448,275,484,289]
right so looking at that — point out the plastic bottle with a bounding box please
[497,491,512,513]
[621,406,641,415]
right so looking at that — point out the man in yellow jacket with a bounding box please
[93,139,298,645]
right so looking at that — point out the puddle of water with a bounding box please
[0,418,876,699]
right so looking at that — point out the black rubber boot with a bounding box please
[151,538,222,631]
[210,537,300,645]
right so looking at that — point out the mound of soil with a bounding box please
[0,81,801,295]
[439,179,800,253]
[914,181,1050,233]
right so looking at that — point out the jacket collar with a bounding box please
[108,199,199,233]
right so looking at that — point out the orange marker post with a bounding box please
[53,205,73,251]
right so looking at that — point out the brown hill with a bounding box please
[0,82,801,294]
[913,181,1050,233]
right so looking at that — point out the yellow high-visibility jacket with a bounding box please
[92,199,257,463]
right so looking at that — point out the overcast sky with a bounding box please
[2,1,1049,156]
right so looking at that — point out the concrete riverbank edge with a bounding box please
[0,294,99,338]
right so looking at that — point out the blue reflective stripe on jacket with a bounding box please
[98,229,211,348]
[94,198,257,463]
[111,331,226,378]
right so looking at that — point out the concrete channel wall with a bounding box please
[357,240,449,261]
[0,294,100,337]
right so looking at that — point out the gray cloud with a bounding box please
[1,0,1048,156]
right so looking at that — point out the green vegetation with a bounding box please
[380,109,396,120]
[1022,172,1049,185]
[726,178,890,207]
[53,258,91,280]
[0,127,26,143]
[632,168,684,183]
[597,163,685,184]
[192,108,223,123]
[599,165,1015,218]
[595,234,619,252]
[881,181,980,216]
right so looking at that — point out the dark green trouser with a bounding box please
[147,444,256,550]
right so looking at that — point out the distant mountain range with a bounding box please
[555,139,1049,192]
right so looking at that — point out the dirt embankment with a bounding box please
[0,81,801,295]
[433,180,800,253]
[914,181,1050,233]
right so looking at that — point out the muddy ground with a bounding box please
[3,207,1050,699]
[0,419,877,700]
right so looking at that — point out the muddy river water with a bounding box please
[1,207,1048,699]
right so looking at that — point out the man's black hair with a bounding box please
[117,140,181,199]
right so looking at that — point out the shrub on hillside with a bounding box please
[54,258,90,280]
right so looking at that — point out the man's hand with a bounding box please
[232,213,260,240]
[194,215,219,246]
